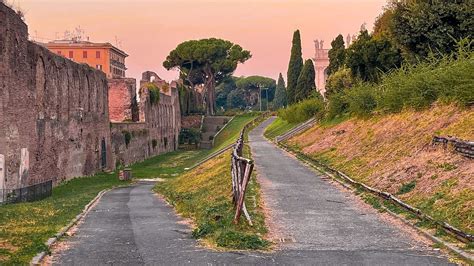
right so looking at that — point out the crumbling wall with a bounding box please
[108,78,138,122]
[109,72,181,166]
[110,123,150,167]
[0,3,112,189]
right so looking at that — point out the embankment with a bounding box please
[286,104,473,234]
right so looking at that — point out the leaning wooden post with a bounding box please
[233,161,254,224]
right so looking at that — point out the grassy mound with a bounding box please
[155,150,269,250]
[287,103,473,234]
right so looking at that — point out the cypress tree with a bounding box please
[286,30,303,104]
[273,73,287,108]
[295,59,316,102]
[327,34,346,76]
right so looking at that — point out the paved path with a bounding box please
[54,117,451,265]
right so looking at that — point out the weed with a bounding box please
[397,181,416,195]
[437,162,458,171]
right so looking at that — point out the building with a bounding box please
[312,39,329,95]
[44,40,128,79]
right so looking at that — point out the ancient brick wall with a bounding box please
[110,122,150,167]
[108,78,138,122]
[0,3,113,189]
[109,72,181,166]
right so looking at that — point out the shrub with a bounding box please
[346,85,377,117]
[326,41,474,119]
[145,83,160,105]
[326,92,349,120]
[278,97,325,123]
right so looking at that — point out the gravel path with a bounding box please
[53,117,451,265]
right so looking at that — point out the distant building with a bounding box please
[312,39,329,95]
[44,40,128,78]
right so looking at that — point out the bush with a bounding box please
[278,97,325,123]
[325,42,474,119]
[346,85,377,117]
[146,83,160,105]
[326,92,349,119]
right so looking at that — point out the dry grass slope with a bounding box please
[288,104,473,233]
[155,150,269,250]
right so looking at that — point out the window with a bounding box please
[83,51,88,58]
[96,51,100,58]
[69,51,73,58]
[57,51,62,55]
[96,64,103,70]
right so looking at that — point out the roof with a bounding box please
[45,40,128,57]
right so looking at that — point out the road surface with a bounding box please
[53,117,451,265]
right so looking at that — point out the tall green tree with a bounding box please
[327,34,346,76]
[391,0,474,58]
[346,30,402,82]
[273,73,287,108]
[163,38,251,115]
[287,30,303,104]
[295,59,316,102]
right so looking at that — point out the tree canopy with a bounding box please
[273,73,287,109]
[346,30,402,82]
[294,59,316,102]
[214,75,276,111]
[391,0,474,58]
[287,30,303,104]
[163,38,251,115]
[327,34,346,76]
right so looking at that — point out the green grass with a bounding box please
[0,173,129,265]
[155,148,269,250]
[132,113,260,179]
[264,117,298,140]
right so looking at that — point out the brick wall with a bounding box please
[109,72,181,166]
[108,78,138,122]
[0,3,113,189]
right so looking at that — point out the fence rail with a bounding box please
[230,112,271,225]
[432,136,474,159]
[231,130,254,225]
[1,180,53,205]
[275,117,317,143]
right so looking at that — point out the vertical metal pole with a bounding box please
[265,88,268,111]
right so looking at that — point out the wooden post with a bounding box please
[233,162,253,224]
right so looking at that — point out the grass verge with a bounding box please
[264,117,298,140]
[0,173,129,265]
[154,149,269,250]
[131,113,260,179]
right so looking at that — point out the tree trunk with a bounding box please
[203,68,216,116]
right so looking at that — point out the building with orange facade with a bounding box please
[44,40,128,79]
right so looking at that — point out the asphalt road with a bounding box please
[53,117,451,265]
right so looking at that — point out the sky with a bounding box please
[13,0,387,82]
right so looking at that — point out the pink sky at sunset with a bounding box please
[15,0,387,82]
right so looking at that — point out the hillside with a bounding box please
[286,104,473,234]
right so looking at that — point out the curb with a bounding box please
[275,141,473,262]
[30,188,112,265]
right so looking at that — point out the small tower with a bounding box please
[312,38,330,95]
